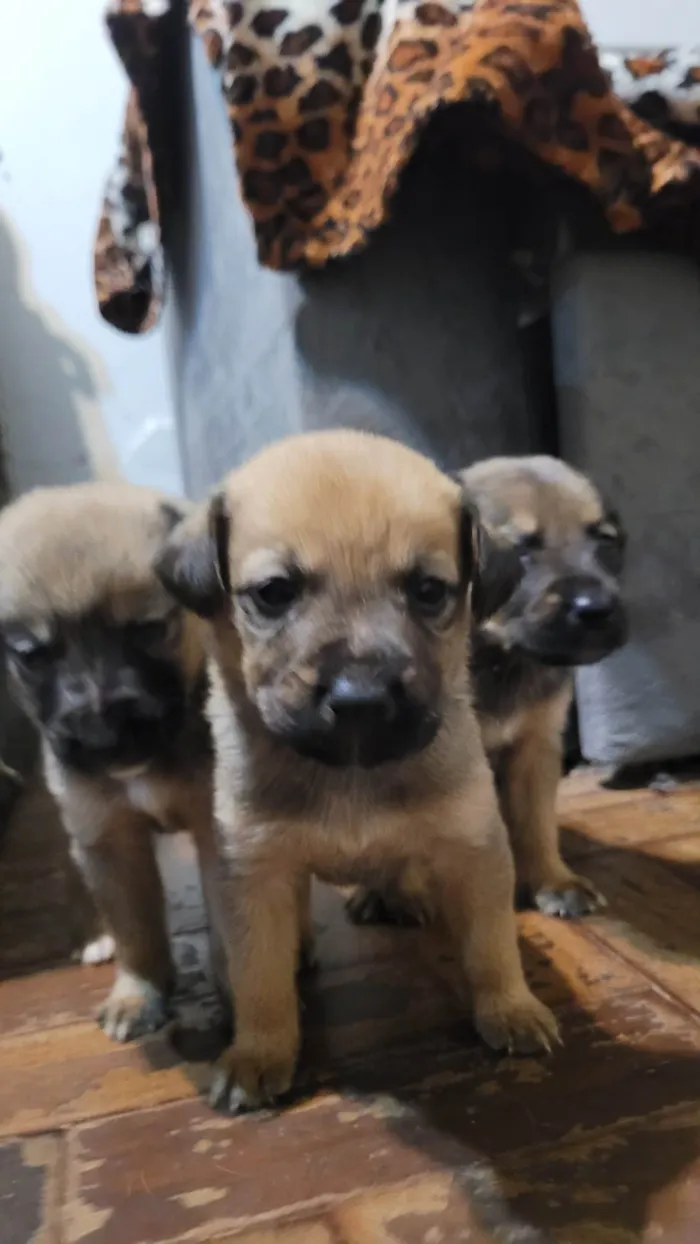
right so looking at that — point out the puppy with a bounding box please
[0,483,218,1041]
[352,455,627,925]
[156,429,559,1113]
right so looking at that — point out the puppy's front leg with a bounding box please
[71,810,174,1041]
[436,799,559,1054]
[501,730,604,918]
[211,864,303,1114]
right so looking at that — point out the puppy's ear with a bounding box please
[154,493,231,619]
[160,500,189,531]
[452,479,523,623]
[472,525,524,622]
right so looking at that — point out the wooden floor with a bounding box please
[3,770,700,1244]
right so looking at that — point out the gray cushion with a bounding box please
[552,251,700,767]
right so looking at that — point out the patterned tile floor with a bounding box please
[3,769,700,1243]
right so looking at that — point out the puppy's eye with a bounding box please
[516,531,544,554]
[248,576,302,619]
[405,574,452,618]
[4,629,55,664]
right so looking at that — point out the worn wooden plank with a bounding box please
[582,850,700,1014]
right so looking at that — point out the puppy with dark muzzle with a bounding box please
[156,429,559,1113]
[0,483,218,1041]
[351,455,627,926]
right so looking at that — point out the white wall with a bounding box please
[581,0,699,46]
[0,0,183,497]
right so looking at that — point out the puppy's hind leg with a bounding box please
[346,860,435,928]
[71,809,175,1042]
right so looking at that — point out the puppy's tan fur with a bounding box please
[463,456,613,916]
[352,455,621,926]
[157,431,558,1112]
[0,483,218,1041]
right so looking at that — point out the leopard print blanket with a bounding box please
[95,0,700,334]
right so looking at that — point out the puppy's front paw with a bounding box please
[533,871,606,920]
[98,972,170,1042]
[209,1029,299,1114]
[345,886,428,928]
[474,989,560,1055]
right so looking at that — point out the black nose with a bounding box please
[562,578,615,623]
[103,698,145,732]
[324,670,399,724]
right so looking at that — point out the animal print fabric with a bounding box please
[94,0,700,334]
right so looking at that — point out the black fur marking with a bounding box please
[155,493,229,619]
[471,530,525,624]
[160,501,188,531]
[471,629,570,723]
[450,476,523,621]
[4,610,209,778]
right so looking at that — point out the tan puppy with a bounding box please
[464,455,627,913]
[156,430,558,1113]
[352,455,627,925]
[0,483,218,1041]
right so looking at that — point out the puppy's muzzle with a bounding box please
[524,574,627,666]
[52,686,169,773]
[285,659,439,769]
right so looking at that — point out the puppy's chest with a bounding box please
[472,639,570,747]
[305,795,421,887]
[124,774,199,834]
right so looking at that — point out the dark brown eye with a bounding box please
[405,574,452,617]
[248,576,302,619]
[4,628,55,665]
[516,531,544,554]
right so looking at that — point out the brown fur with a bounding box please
[0,482,219,1042]
[157,431,558,1113]
[464,455,623,917]
[352,455,626,926]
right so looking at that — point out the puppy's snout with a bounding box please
[54,674,167,771]
[278,652,439,768]
[323,668,401,726]
[560,577,615,625]
[58,707,119,750]
[102,695,151,733]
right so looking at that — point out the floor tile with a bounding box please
[330,1173,530,1243]
[502,1102,700,1244]
[0,1024,204,1138]
[4,770,700,1243]
[0,1134,62,1244]
[581,851,700,1013]
[559,793,700,857]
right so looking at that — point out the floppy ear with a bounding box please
[472,524,525,622]
[159,500,189,532]
[154,492,231,619]
[453,482,523,623]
